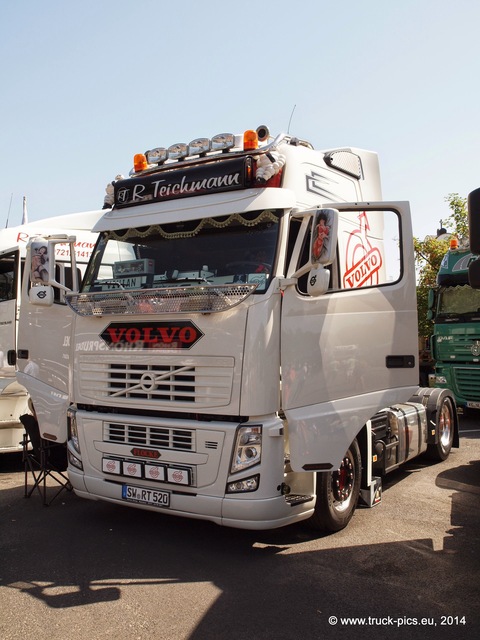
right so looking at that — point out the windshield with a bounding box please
[437,285,480,321]
[82,210,281,294]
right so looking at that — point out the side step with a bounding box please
[285,494,314,507]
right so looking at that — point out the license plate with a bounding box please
[122,485,170,508]
[467,401,480,409]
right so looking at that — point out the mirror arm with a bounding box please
[290,262,312,280]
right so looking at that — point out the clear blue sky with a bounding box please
[1,0,478,240]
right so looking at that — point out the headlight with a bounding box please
[231,425,262,473]
[67,406,80,454]
[435,375,447,385]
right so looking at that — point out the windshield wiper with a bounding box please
[438,312,480,322]
[157,277,211,285]
[437,313,461,322]
[461,311,480,321]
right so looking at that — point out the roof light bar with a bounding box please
[132,127,273,174]
[168,143,188,160]
[211,133,235,151]
[146,147,168,164]
[188,137,211,156]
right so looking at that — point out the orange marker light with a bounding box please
[134,153,148,172]
[243,130,258,150]
[450,237,459,250]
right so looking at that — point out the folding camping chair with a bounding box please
[21,414,72,505]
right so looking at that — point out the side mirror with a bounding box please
[304,208,338,297]
[307,265,330,296]
[28,235,79,306]
[468,187,480,255]
[30,241,52,285]
[289,208,339,294]
[28,284,55,306]
[469,258,480,289]
[426,288,436,320]
[310,208,338,266]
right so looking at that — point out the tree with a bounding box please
[414,193,468,339]
[444,193,469,241]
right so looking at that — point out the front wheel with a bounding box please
[308,439,361,532]
[425,396,455,461]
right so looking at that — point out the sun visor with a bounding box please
[92,188,296,233]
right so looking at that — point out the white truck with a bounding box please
[0,212,100,456]
[18,127,458,531]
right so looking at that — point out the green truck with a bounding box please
[429,241,480,410]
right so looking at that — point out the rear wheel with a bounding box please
[426,396,455,461]
[308,439,361,532]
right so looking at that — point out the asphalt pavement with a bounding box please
[1,413,479,640]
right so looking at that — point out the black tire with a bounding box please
[425,395,455,462]
[308,439,361,532]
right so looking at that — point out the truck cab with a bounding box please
[2,212,101,455]
[429,241,480,409]
[467,186,480,312]
[0,243,25,453]
[19,127,458,530]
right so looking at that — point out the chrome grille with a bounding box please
[109,363,196,402]
[454,367,480,401]
[106,422,194,451]
[435,332,480,360]
[79,356,234,408]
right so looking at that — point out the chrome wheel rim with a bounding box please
[331,453,355,513]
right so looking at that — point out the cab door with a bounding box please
[0,248,19,379]
[281,202,419,472]
[16,241,79,442]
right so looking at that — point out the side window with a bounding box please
[338,209,401,289]
[0,252,17,302]
[285,218,302,275]
[53,264,82,303]
[293,208,401,296]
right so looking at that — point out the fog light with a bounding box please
[68,449,83,470]
[226,474,260,494]
[67,407,80,454]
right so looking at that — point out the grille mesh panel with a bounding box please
[67,284,257,316]
[79,358,234,408]
[106,422,194,451]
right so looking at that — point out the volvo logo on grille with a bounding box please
[100,320,204,350]
[131,447,161,459]
[140,372,157,391]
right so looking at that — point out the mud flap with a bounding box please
[359,476,382,508]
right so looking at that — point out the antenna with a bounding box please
[287,105,296,134]
[5,193,13,228]
[22,196,28,224]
